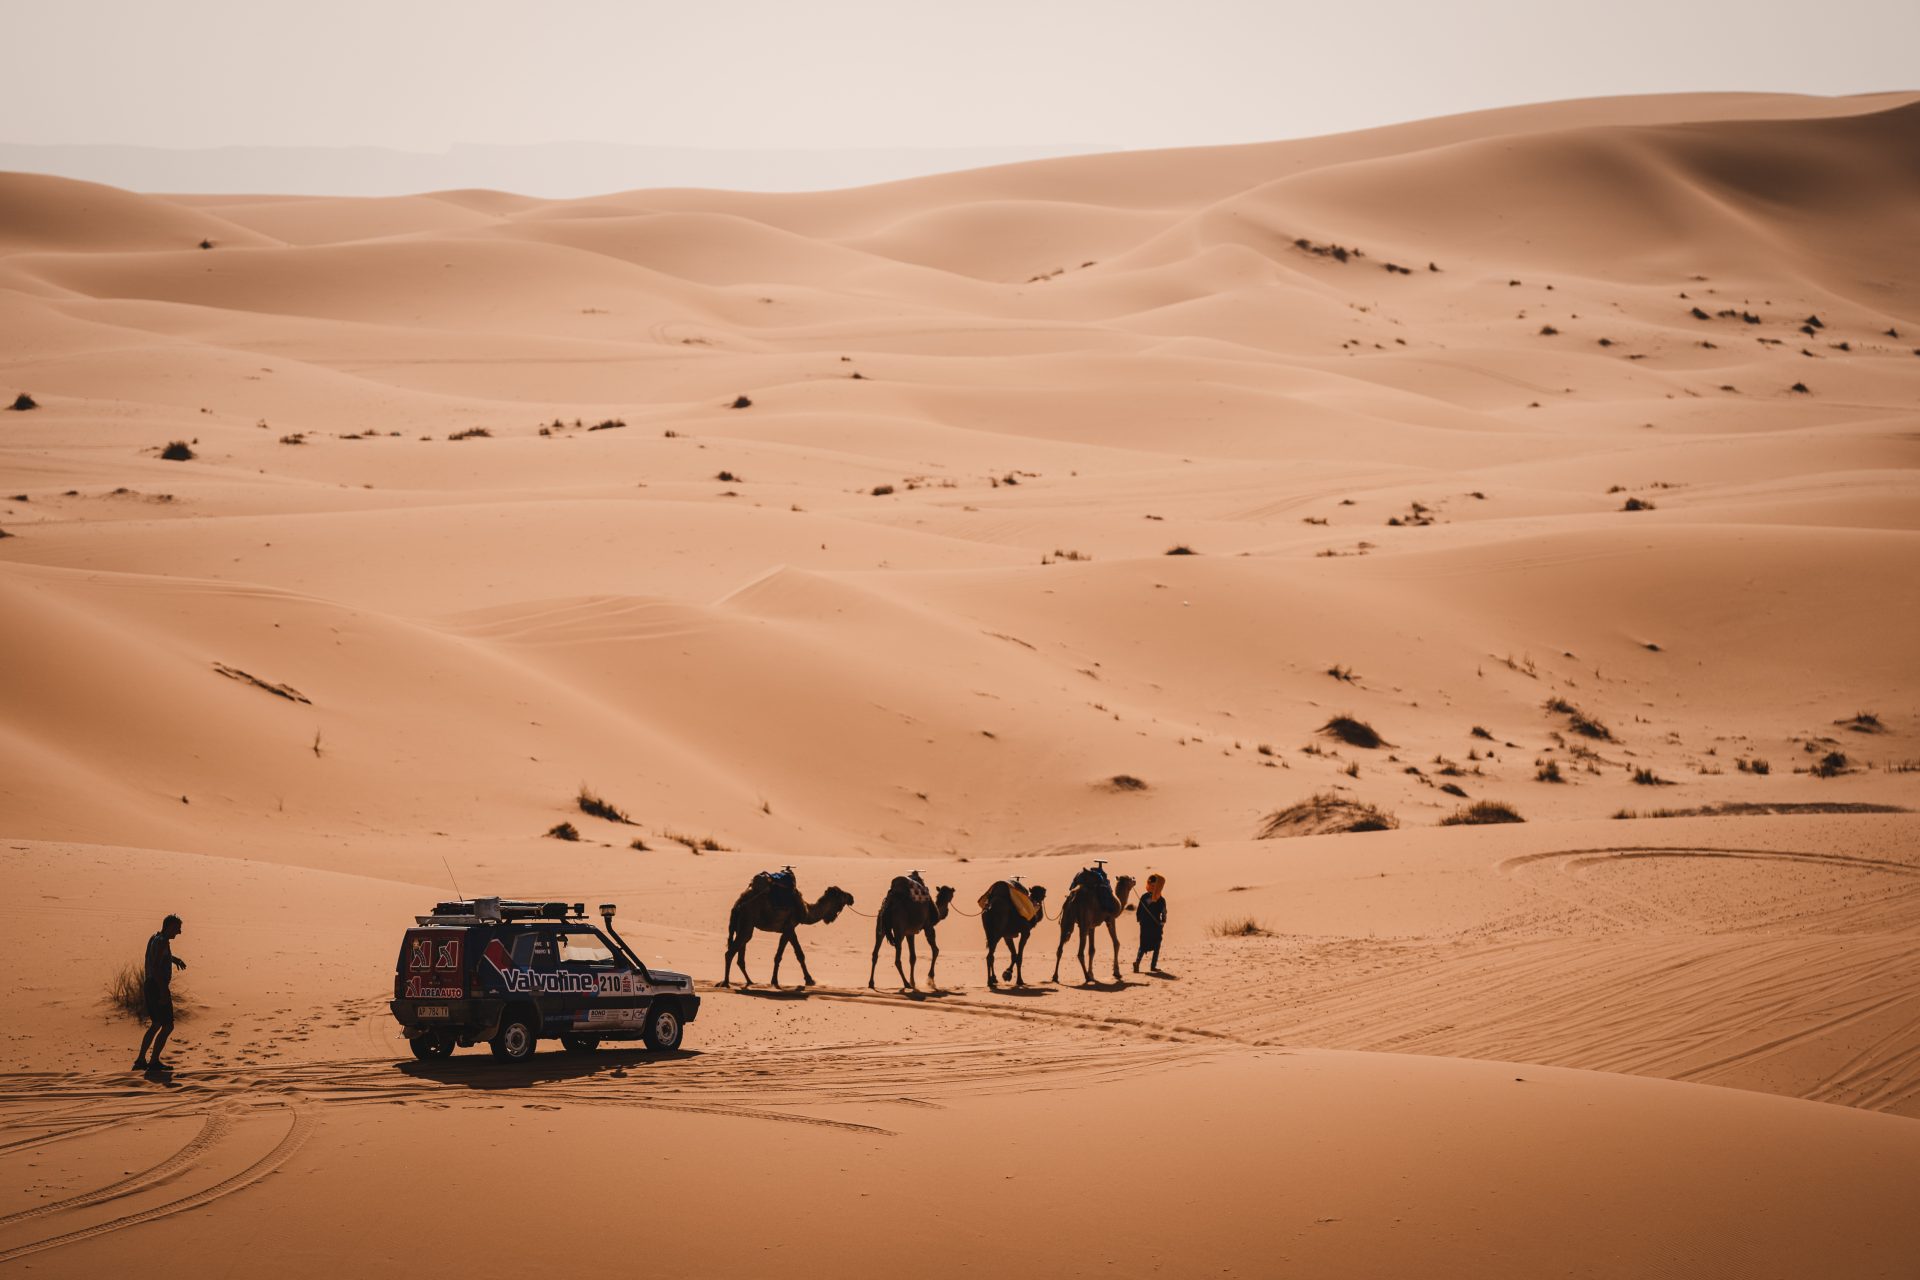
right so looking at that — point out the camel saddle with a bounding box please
[891,875,932,906]
[1072,867,1118,915]
[752,869,801,912]
[978,882,1039,922]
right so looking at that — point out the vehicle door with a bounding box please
[557,927,646,1033]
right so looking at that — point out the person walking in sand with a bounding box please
[1133,874,1167,973]
[134,914,186,1074]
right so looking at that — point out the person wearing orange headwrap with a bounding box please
[1133,873,1167,973]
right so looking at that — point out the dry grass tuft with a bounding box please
[1210,916,1275,938]
[1257,792,1398,838]
[1439,800,1525,826]
[576,786,634,824]
[1319,715,1385,749]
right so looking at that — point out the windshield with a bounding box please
[555,929,617,965]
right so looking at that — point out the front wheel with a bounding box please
[408,1033,454,1061]
[560,1034,600,1055]
[641,1002,683,1052]
[490,1013,538,1063]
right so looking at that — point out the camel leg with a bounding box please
[925,925,939,990]
[1106,916,1123,982]
[733,930,754,989]
[895,936,911,990]
[787,928,816,986]
[985,933,999,989]
[869,919,886,989]
[1078,924,1095,985]
[1009,930,1026,986]
[720,932,734,987]
[1051,917,1074,983]
[770,930,789,988]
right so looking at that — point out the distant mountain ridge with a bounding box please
[0,139,1115,197]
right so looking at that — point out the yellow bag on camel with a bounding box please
[977,883,1040,922]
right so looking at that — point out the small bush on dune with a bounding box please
[1535,760,1564,783]
[1257,792,1398,838]
[1470,726,1493,740]
[546,821,580,841]
[1320,715,1384,749]
[1440,800,1525,826]
[1543,697,1611,741]
[9,393,37,411]
[448,427,491,440]
[1811,751,1848,778]
[1210,916,1275,938]
[105,963,147,1019]
[576,785,634,824]
[1631,768,1672,786]
[871,484,895,496]
[1837,712,1883,734]
[160,441,195,461]
[1106,774,1148,791]
[1622,497,1654,512]
[1164,545,1196,556]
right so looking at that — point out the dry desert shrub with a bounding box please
[1105,774,1148,791]
[1210,916,1275,938]
[1319,715,1384,749]
[1257,792,1398,838]
[1631,768,1672,786]
[1535,760,1564,783]
[159,441,195,461]
[546,821,580,841]
[1544,697,1612,740]
[1439,800,1525,826]
[576,786,633,824]
[8,392,37,411]
[447,427,491,440]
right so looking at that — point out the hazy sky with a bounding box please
[3,0,1914,155]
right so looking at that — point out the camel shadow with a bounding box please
[726,986,813,1000]
[985,985,1054,998]
[1143,969,1182,981]
[396,1047,700,1090]
[889,987,964,1001]
[1061,979,1136,993]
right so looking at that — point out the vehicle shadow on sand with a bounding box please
[396,1048,700,1089]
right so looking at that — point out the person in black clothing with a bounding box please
[1133,873,1167,973]
[134,914,186,1073]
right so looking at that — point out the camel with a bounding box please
[1051,869,1137,985]
[868,874,955,991]
[980,881,1048,988]
[720,871,855,988]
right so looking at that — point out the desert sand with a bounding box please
[3,90,1919,1277]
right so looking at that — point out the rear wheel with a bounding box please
[408,1033,454,1061]
[641,1001,683,1052]
[560,1034,600,1055]
[489,1012,538,1062]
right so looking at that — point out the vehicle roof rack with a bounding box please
[414,898,587,926]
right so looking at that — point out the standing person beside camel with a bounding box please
[135,914,186,1074]
[1134,874,1167,973]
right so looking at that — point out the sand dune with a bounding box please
[3,90,1918,1277]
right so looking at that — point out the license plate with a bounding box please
[416,1006,450,1018]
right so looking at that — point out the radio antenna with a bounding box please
[441,855,464,901]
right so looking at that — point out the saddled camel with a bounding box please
[1051,871,1137,985]
[720,872,855,988]
[868,875,955,991]
[980,881,1048,988]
